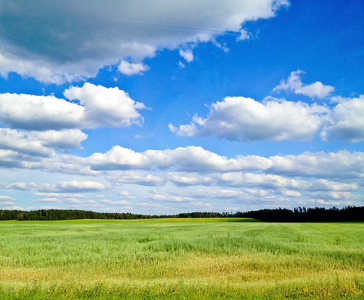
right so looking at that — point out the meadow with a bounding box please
[0,218,363,299]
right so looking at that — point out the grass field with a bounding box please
[0,218,363,299]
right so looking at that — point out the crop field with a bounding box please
[0,218,363,299]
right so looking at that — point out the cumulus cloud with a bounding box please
[170,96,329,141]
[81,145,271,173]
[273,70,335,99]
[321,95,364,142]
[118,61,149,76]
[0,83,146,131]
[64,83,147,128]
[0,0,289,83]
[0,93,83,131]
[63,145,364,189]
[0,129,87,157]
[267,150,364,179]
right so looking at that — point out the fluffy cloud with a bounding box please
[321,95,364,142]
[0,0,289,83]
[0,93,83,131]
[64,83,147,128]
[273,70,335,99]
[86,146,153,171]
[167,172,215,186]
[0,83,146,131]
[0,129,87,157]
[66,145,364,185]
[82,145,271,173]
[118,61,150,76]
[268,150,364,179]
[220,172,305,190]
[170,96,329,141]
[170,91,364,143]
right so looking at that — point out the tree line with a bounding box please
[0,206,363,222]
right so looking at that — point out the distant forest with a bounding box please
[0,206,363,222]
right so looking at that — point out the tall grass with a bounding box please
[0,219,363,299]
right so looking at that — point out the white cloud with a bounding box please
[106,171,166,187]
[309,179,358,192]
[86,146,153,171]
[273,70,335,99]
[237,29,251,41]
[268,150,364,179]
[220,172,304,190]
[35,192,84,198]
[312,191,355,200]
[119,191,136,199]
[308,199,355,207]
[152,193,195,203]
[40,181,105,193]
[178,61,186,68]
[0,0,289,83]
[0,93,84,131]
[170,92,364,143]
[0,128,54,157]
[81,145,271,173]
[101,199,130,205]
[2,182,37,190]
[170,96,329,141]
[189,188,248,199]
[35,130,88,149]
[0,129,87,158]
[179,49,194,63]
[63,83,147,128]
[0,83,146,132]
[0,195,16,201]
[36,197,62,203]
[118,61,149,76]
[62,145,364,185]
[167,172,215,186]
[321,95,364,142]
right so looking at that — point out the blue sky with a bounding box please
[0,0,363,214]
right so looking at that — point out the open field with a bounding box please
[0,218,363,299]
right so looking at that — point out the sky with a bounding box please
[0,0,363,214]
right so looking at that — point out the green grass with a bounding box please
[0,218,363,299]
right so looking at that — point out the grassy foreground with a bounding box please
[0,218,363,299]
